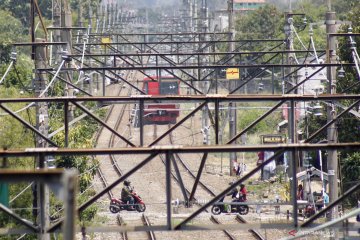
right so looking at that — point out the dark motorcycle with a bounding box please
[109,192,146,213]
[211,197,249,215]
[304,204,316,218]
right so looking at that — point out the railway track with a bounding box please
[93,53,262,240]
[168,124,217,198]
[169,125,266,240]
[235,215,265,240]
[95,53,155,240]
[116,214,156,240]
[210,215,236,240]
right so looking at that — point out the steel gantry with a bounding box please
[1,142,360,234]
[3,0,360,239]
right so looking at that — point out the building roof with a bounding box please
[296,167,328,182]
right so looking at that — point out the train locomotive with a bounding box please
[141,76,180,125]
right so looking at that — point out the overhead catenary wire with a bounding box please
[348,35,360,80]
[310,28,327,79]
[76,34,89,83]
[291,24,309,52]
[0,57,72,117]
[0,61,14,85]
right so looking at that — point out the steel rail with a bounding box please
[235,215,265,240]
[71,101,136,147]
[210,216,236,240]
[47,153,159,232]
[95,72,130,200]
[116,215,128,240]
[141,214,156,240]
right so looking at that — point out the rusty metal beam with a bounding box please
[42,62,351,72]
[73,39,285,45]
[0,104,58,147]
[68,50,323,58]
[2,143,360,158]
[189,153,208,202]
[71,101,136,147]
[302,181,360,227]
[174,149,286,229]
[0,203,39,233]
[148,102,207,147]
[3,93,360,104]
[170,154,189,207]
[47,152,158,232]
[227,66,326,144]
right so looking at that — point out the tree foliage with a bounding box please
[0,10,27,63]
[237,102,281,137]
[235,4,283,40]
[341,153,360,205]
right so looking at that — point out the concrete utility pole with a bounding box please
[228,0,237,176]
[53,0,61,64]
[34,39,50,240]
[78,0,83,27]
[201,0,210,145]
[61,0,75,121]
[325,0,339,220]
[285,0,299,227]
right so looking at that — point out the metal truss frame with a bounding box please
[2,94,360,232]
[0,169,78,238]
[1,142,360,234]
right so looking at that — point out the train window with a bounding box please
[160,81,178,95]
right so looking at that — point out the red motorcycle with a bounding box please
[109,192,146,213]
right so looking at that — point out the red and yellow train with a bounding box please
[142,76,180,125]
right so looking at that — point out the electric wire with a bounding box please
[349,36,360,80]
[291,24,309,52]
[0,61,14,84]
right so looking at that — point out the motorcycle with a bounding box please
[211,196,249,215]
[109,192,146,213]
[304,204,316,218]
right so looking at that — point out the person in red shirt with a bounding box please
[239,184,247,201]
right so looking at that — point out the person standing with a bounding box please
[238,183,247,201]
[297,184,304,200]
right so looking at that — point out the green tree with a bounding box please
[333,0,359,21]
[341,153,360,205]
[302,4,360,208]
[0,54,33,90]
[0,0,31,27]
[235,4,283,40]
[237,102,281,136]
[0,10,27,63]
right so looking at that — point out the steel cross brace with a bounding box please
[175,97,360,229]
[48,153,159,233]
[71,47,146,94]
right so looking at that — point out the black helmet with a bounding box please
[124,180,131,186]
[240,183,245,188]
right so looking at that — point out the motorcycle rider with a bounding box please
[238,183,247,201]
[121,180,135,210]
